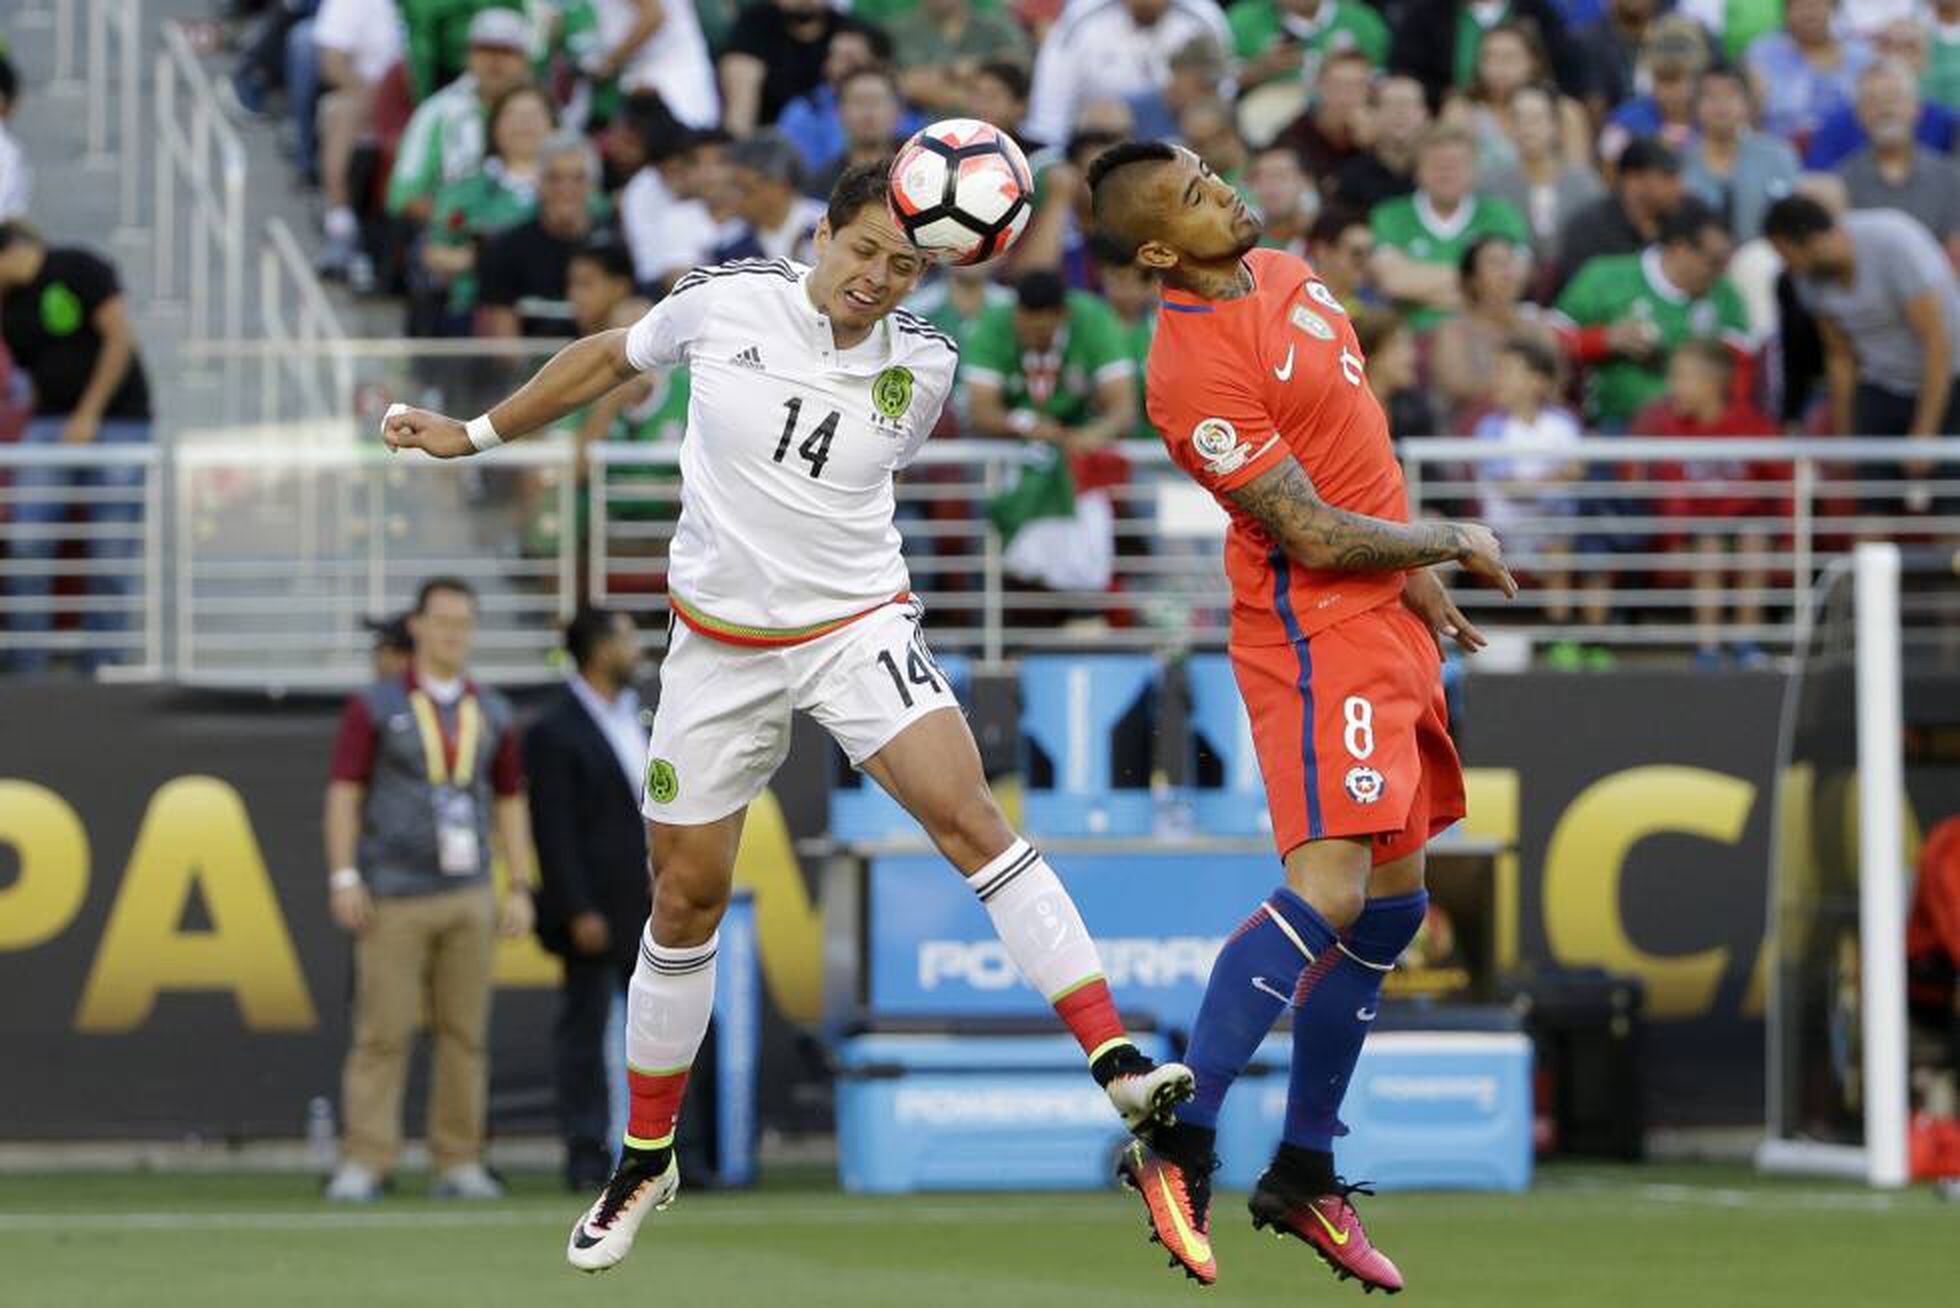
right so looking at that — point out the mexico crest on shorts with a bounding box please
[872,366,914,419]
[1344,766,1385,805]
[646,758,680,805]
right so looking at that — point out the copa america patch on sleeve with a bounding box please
[1192,418,1253,476]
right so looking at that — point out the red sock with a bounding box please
[625,1067,689,1150]
[1053,977,1129,1061]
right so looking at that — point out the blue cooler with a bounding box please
[835,1032,1172,1193]
[1184,653,1271,838]
[1019,654,1157,837]
[1215,1031,1533,1192]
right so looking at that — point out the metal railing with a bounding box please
[4,431,1955,684]
[258,219,357,428]
[86,0,146,232]
[591,435,1960,661]
[171,438,578,688]
[154,19,247,399]
[0,441,164,677]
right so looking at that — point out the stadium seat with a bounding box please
[828,654,973,842]
[1183,653,1271,838]
[1017,653,1157,838]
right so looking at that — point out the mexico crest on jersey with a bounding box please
[873,366,914,419]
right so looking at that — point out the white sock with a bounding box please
[324,206,358,241]
[968,839,1107,1002]
[625,925,717,1082]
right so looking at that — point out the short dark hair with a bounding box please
[839,64,900,100]
[0,53,17,109]
[825,155,896,232]
[1657,195,1725,248]
[364,612,413,654]
[564,606,625,667]
[414,576,477,613]
[1458,233,1518,286]
[571,234,636,283]
[1351,306,1409,358]
[1086,139,1179,263]
[1616,135,1681,177]
[0,220,39,253]
[1015,268,1067,312]
[1308,204,1369,247]
[1762,193,1835,244]
[1499,332,1562,383]
[974,60,1030,105]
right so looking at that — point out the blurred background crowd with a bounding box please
[3,0,1960,671]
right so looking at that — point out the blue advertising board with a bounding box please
[868,852,1280,1029]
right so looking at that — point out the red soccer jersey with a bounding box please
[1147,248,1409,647]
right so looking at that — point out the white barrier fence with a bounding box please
[1,434,1954,684]
[154,18,247,392]
[0,441,163,678]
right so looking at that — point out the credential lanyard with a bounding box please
[408,690,482,787]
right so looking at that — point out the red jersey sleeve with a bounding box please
[1146,351,1291,495]
[329,695,378,784]
[490,723,526,797]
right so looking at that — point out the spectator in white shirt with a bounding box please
[314,0,406,285]
[0,54,28,223]
[588,0,721,130]
[621,122,729,291]
[1024,0,1233,148]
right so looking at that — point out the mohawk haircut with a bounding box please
[1086,139,1179,264]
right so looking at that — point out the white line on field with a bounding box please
[1550,1179,1921,1213]
[0,1200,1116,1234]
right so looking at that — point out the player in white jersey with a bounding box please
[383,160,1193,1274]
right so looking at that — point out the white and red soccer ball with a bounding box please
[888,118,1034,266]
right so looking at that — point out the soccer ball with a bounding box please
[888,119,1035,266]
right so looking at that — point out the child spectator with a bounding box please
[1430,235,1561,428]
[1633,340,1781,667]
[1353,306,1439,439]
[1470,334,1586,642]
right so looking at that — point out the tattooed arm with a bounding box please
[1227,456,1518,595]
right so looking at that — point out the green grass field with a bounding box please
[0,1164,1950,1307]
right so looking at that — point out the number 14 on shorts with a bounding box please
[875,628,946,710]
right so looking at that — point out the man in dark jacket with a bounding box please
[1388,0,1589,107]
[525,606,651,1190]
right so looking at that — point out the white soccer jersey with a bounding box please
[623,258,958,644]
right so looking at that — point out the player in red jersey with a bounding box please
[1085,141,1516,1293]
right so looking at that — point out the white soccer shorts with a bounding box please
[639,601,958,825]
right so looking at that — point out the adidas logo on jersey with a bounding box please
[730,345,765,370]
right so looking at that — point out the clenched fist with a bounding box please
[381,403,476,459]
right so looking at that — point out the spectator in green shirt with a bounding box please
[1931,0,1960,112]
[403,0,526,103]
[965,271,1138,600]
[386,8,535,223]
[891,0,1031,116]
[1551,198,1749,429]
[1368,124,1531,331]
[425,85,557,324]
[1229,0,1390,94]
[1098,259,1160,443]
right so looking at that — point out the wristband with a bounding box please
[465,414,503,452]
[329,867,364,892]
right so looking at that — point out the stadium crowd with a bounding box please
[4,3,1960,668]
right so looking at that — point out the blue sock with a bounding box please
[1282,891,1429,1152]
[1176,888,1337,1129]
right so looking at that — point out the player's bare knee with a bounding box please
[649,868,729,948]
[928,786,1013,869]
[1283,842,1372,929]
